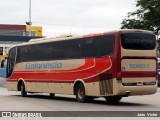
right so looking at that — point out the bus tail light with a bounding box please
[117,72,122,81]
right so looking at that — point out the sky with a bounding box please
[0,0,137,36]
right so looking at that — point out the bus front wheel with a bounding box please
[105,96,122,103]
[21,82,27,97]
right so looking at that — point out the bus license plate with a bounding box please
[137,82,144,86]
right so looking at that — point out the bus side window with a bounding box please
[80,38,96,58]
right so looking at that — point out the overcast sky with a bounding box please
[0,0,137,36]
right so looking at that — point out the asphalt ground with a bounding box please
[0,77,160,120]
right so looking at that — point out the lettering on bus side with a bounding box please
[124,38,153,44]
[129,64,150,69]
[25,62,62,69]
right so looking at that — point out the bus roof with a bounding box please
[13,29,155,47]
[119,29,154,34]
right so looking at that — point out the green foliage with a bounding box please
[121,0,160,31]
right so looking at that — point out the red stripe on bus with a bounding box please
[7,76,99,83]
[8,57,112,82]
[7,80,74,83]
[122,71,156,78]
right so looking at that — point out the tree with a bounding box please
[121,0,160,32]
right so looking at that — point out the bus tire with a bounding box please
[75,83,87,102]
[105,96,122,103]
[21,82,27,97]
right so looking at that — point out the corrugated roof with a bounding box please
[0,24,26,30]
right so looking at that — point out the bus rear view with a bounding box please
[119,30,157,96]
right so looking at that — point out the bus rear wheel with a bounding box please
[75,83,93,102]
[75,83,86,102]
[21,82,27,97]
[105,96,122,103]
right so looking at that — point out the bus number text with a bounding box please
[129,64,150,69]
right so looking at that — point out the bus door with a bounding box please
[7,47,17,78]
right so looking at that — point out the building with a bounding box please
[0,24,43,59]
[0,24,43,77]
[0,24,42,37]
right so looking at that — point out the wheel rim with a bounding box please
[21,85,23,94]
[77,88,84,99]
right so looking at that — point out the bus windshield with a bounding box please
[120,33,156,50]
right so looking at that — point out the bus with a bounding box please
[6,29,157,103]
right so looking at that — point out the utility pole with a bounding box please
[26,0,32,36]
[29,0,32,36]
